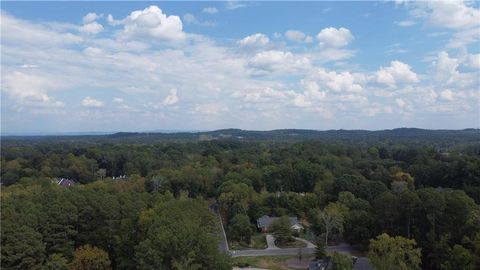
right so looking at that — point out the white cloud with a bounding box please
[1,13,82,48]
[80,21,103,34]
[247,50,310,74]
[20,64,38,68]
[395,20,416,27]
[303,68,366,93]
[285,30,313,43]
[183,13,198,24]
[163,88,179,105]
[440,89,454,101]
[113,98,124,103]
[374,60,419,86]
[447,28,480,48]
[183,13,215,27]
[193,103,228,115]
[463,53,480,70]
[316,27,353,47]
[238,33,270,50]
[414,1,480,30]
[232,87,296,104]
[202,7,218,14]
[432,51,478,90]
[225,1,248,10]
[2,71,65,110]
[82,96,104,108]
[82,12,102,24]
[111,5,186,41]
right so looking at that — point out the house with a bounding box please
[56,178,76,187]
[256,215,304,233]
[112,175,128,180]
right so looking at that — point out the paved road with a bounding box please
[209,202,229,253]
[230,244,355,257]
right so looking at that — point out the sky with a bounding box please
[1,1,479,133]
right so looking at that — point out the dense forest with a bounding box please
[1,129,480,269]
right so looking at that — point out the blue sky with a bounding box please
[1,1,479,133]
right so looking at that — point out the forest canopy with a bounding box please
[1,129,479,269]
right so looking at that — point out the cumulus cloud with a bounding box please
[110,5,186,41]
[202,7,218,14]
[463,53,480,70]
[304,68,366,93]
[238,33,270,50]
[163,88,179,105]
[432,51,478,90]
[413,1,480,30]
[374,60,419,87]
[401,1,480,49]
[247,50,310,74]
[80,21,103,34]
[2,71,65,110]
[82,12,102,24]
[232,87,296,103]
[82,97,104,108]
[285,30,313,43]
[316,27,353,47]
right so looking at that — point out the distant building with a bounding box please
[55,178,76,187]
[112,175,128,180]
[256,215,304,233]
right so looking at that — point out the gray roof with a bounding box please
[256,215,299,228]
[57,178,76,187]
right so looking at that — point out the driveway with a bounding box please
[295,237,316,248]
[266,234,279,250]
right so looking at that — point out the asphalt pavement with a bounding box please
[230,245,354,257]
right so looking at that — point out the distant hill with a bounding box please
[4,128,478,145]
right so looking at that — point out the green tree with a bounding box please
[331,252,353,270]
[44,254,69,270]
[228,214,254,243]
[270,216,293,243]
[69,245,111,270]
[1,225,46,270]
[441,245,476,270]
[314,239,326,259]
[318,203,346,245]
[368,233,421,270]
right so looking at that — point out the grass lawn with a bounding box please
[275,239,307,248]
[229,233,267,250]
[232,255,314,270]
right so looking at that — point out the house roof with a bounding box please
[56,178,76,187]
[256,215,299,228]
